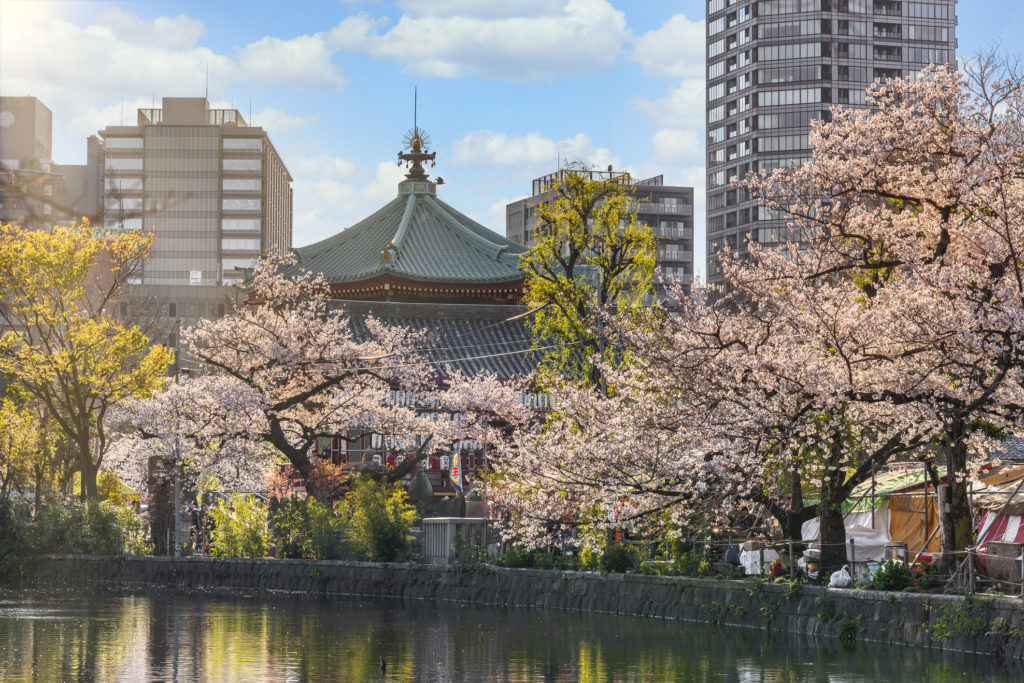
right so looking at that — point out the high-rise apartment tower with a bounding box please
[705,0,958,285]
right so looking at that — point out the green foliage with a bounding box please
[335,475,418,562]
[600,543,640,573]
[670,551,701,576]
[271,497,342,560]
[836,614,857,643]
[451,528,488,566]
[31,501,122,555]
[208,494,270,558]
[871,560,912,591]
[1,498,130,578]
[0,496,26,578]
[909,561,937,590]
[817,595,837,622]
[926,601,987,642]
[580,546,602,571]
[111,503,152,556]
[500,545,533,568]
[519,163,657,387]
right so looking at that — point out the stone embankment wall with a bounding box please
[30,555,1024,658]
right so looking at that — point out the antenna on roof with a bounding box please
[414,86,418,131]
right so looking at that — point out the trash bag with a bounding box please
[724,542,740,565]
[829,564,853,588]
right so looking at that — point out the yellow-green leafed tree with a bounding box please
[0,223,173,500]
[520,163,656,388]
[0,398,37,494]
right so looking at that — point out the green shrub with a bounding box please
[111,503,152,556]
[871,560,912,592]
[673,551,701,576]
[910,561,937,590]
[208,494,270,558]
[601,544,639,573]
[501,545,533,568]
[579,546,601,571]
[271,497,342,559]
[31,502,121,555]
[335,475,418,562]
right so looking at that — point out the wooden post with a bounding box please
[968,546,976,595]
[871,463,877,530]
[849,538,856,582]
[923,467,929,553]
[937,485,951,563]
[759,545,765,577]
[789,539,795,580]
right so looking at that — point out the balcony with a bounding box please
[652,204,693,216]
[656,227,694,240]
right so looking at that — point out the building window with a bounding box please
[222,257,258,271]
[907,2,948,19]
[223,138,263,150]
[222,238,261,251]
[105,157,143,171]
[222,178,262,191]
[104,137,143,149]
[757,42,825,61]
[223,159,261,172]
[222,218,261,232]
[105,177,143,191]
[222,198,261,211]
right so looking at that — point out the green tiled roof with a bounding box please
[293,182,527,285]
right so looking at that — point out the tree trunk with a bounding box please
[938,418,973,568]
[818,438,848,572]
[77,432,99,501]
[818,488,848,571]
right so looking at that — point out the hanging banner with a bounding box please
[450,451,463,493]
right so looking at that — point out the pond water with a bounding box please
[0,589,1017,682]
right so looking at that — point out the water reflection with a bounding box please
[0,589,1017,682]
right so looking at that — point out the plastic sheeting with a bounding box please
[739,549,780,576]
[801,504,889,542]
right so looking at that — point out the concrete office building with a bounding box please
[506,170,695,294]
[0,96,101,227]
[705,0,958,285]
[98,97,293,372]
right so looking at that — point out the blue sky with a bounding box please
[2,0,1021,280]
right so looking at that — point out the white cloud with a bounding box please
[289,153,360,180]
[450,131,619,170]
[235,35,348,90]
[0,4,348,148]
[651,129,702,163]
[630,13,705,80]
[250,108,320,133]
[94,8,207,50]
[292,160,407,245]
[394,0,564,19]
[328,0,630,79]
[628,79,705,129]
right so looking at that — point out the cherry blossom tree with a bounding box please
[115,256,537,497]
[740,62,1024,564]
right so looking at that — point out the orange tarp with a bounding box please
[888,493,941,554]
